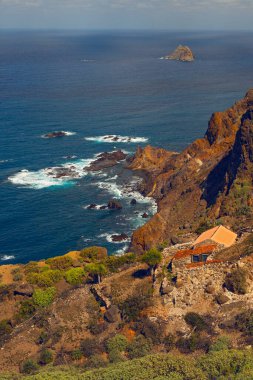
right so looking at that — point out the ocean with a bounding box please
[1,30,253,264]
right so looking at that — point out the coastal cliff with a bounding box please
[130,90,253,252]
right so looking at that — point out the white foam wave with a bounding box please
[115,245,129,254]
[8,157,95,190]
[0,159,9,164]
[1,255,15,261]
[85,135,148,144]
[98,233,130,244]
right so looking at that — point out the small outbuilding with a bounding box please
[193,225,237,248]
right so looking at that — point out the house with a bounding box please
[171,225,237,270]
[193,225,237,248]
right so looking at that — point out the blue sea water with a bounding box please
[1,30,253,264]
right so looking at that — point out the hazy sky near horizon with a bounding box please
[0,0,253,30]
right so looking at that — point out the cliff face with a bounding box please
[130,90,253,253]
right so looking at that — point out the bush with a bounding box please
[141,318,166,344]
[65,267,86,286]
[71,349,83,361]
[27,269,63,288]
[106,253,136,272]
[163,334,176,352]
[21,359,39,374]
[235,310,253,336]
[209,336,231,352]
[119,283,153,322]
[225,268,248,294]
[85,263,107,283]
[80,338,100,358]
[127,335,152,359]
[46,255,73,270]
[0,320,12,338]
[106,334,128,363]
[16,299,36,322]
[184,312,208,332]
[176,333,210,354]
[36,330,50,345]
[86,354,108,369]
[80,246,108,263]
[33,287,56,308]
[11,268,23,282]
[39,349,53,365]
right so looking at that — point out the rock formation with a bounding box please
[165,45,195,62]
[129,90,253,253]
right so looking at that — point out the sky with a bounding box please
[0,0,253,30]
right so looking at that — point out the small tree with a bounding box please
[141,248,162,281]
[85,263,107,284]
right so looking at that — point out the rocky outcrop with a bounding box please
[43,131,69,138]
[108,199,123,210]
[129,90,253,253]
[164,45,195,62]
[87,150,127,171]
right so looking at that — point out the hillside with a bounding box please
[129,90,253,253]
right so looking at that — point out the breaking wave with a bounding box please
[85,135,148,144]
[1,255,15,261]
[8,157,96,190]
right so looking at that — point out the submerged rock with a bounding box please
[44,131,69,138]
[108,199,123,210]
[165,45,195,62]
[130,199,137,205]
[111,233,128,242]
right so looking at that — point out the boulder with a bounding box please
[87,204,97,209]
[104,305,121,323]
[108,199,123,210]
[142,213,149,219]
[130,199,137,205]
[44,131,67,138]
[216,293,230,305]
[111,233,128,242]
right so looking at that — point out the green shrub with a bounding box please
[80,338,100,358]
[85,263,107,283]
[127,335,152,359]
[11,268,23,282]
[39,348,53,365]
[176,333,210,354]
[36,330,50,345]
[106,253,136,272]
[163,334,176,352]
[33,287,56,308]
[119,283,153,322]
[235,310,253,336]
[65,267,85,286]
[21,359,39,374]
[86,354,108,369]
[141,248,162,277]
[0,320,12,338]
[106,334,128,363]
[27,269,63,287]
[184,312,208,331]
[24,261,40,274]
[198,349,253,379]
[46,255,73,270]
[225,268,248,294]
[80,246,108,263]
[209,336,232,352]
[15,299,36,322]
[71,349,83,361]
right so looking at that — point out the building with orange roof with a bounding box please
[193,225,237,248]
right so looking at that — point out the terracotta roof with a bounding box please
[173,244,216,261]
[194,225,237,248]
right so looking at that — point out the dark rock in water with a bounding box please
[14,284,34,297]
[87,204,97,210]
[44,131,68,138]
[104,305,121,323]
[88,150,127,172]
[142,213,149,219]
[100,205,107,210]
[108,199,123,210]
[130,199,137,205]
[111,233,128,242]
[165,45,195,62]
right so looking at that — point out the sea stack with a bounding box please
[165,45,195,62]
